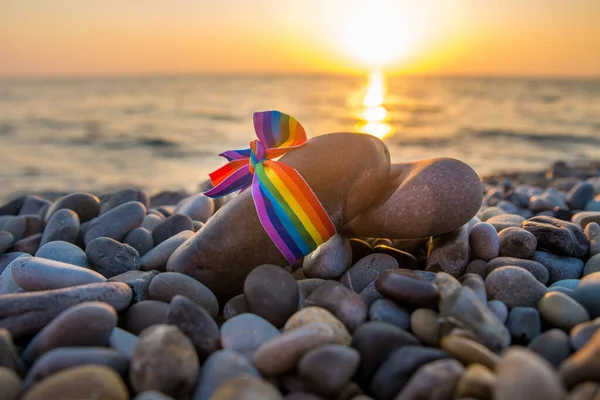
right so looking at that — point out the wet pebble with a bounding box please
[498,227,537,258]
[538,291,590,330]
[151,214,193,245]
[22,301,117,363]
[40,209,79,246]
[124,300,169,335]
[45,192,101,223]
[469,222,500,261]
[371,345,449,400]
[244,264,299,327]
[297,344,360,396]
[302,234,351,279]
[368,299,411,330]
[487,214,525,231]
[84,201,146,245]
[495,347,566,400]
[174,194,214,223]
[485,266,548,308]
[140,230,193,271]
[10,256,105,291]
[22,365,129,400]
[86,237,140,278]
[221,313,280,361]
[108,270,158,303]
[124,227,154,256]
[339,253,398,293]
[572,272,600,318]
[506,307,541,343]
[523,216,589,258]
[149,271,219,316]
[394,358,464,400]
[130,324,199,398]
[375,269,439,308]
[193,350,259,400]
[165,295,220,360]
[427,224,470,276]
[528,328,572,367]
[254,322,337,375]
[35,241,89,268]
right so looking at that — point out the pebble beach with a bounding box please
[0,157,600,400]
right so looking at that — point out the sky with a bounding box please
[1,0,599,78]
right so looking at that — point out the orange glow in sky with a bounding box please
[0,0,599,78]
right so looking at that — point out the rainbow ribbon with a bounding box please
[204,111,336,265]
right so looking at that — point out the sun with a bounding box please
[339,0,420,67]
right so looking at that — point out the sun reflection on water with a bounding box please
[355,70,394,139]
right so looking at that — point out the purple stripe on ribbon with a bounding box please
[205,165,251,198]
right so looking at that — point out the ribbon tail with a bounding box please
[204,164,252,198]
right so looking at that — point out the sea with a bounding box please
[1,73,599,202]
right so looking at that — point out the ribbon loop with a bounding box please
[204,110,336,265]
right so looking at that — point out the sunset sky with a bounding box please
[1,0,599,78]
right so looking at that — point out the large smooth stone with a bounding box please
[426,224,470,276]
[22,365,129,400]
[220,313,280,361]
[45,192,101,223]
[0,282,132,338]
[23,347,129,390]
[22,302,117,363]
[394,358,464,400]
[495,348,566,400]
[149,272,218,317]
[140,230,194,271]
[130,325,199,398]
[560,329,600,389]
[522,216,589,258]
[174,194,214,223]
[339,253,398,293]
[193,350,260,400]
[371,345,449,400]
[244,264,299,328]
[10,257,105,291]
[485,266,548,308]
[86,237,140,278]
[303,280,367,332]
[40,209,79,246]
[84,201,146,245]
[165,295,220,360]
[302,234,351,279]
[532,251,584,284]
[346,158,482,239]
[167,133,393,300]
[35,241,89,268]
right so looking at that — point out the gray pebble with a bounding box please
[297,344,360,396]
[174,194,214,223]
[11,256,105,291]
[368,299,411,330]
[0,231,14,254]
[460,274,487,303]
[101,189,149,215]
[9,233,42,255]
[567,182,595,210]
[572,272,600,318]
[108,270,159,303]
[498,227,537,258]
[486,257,550,284]
[394,358,464,400]
[427,224,470,276]
[35,241,89,268]
[130,325,199,398]
[193,350,259,400]
[0,366,21,400]
[45,192,101,223]
[149,272,218,316]
[485,266,547,308]
[86,237,140,278]
[410,308,440,347]
[220,313,280,361]
[583,253,600,276]
[487,214,525,231]
[506,307,541,343]
[84,201,146,245]
[109,327,138,359]
[151,214,193,245]
[487,300,508,324]
[124,228,154,256]
[124,300,169,335]
[142,214,163,233]
[376,269,439,308]
[569,318,600,350]
[523,216,588,258]
[532,251,584,285]
[305,280,367,332]
[2,215,42,242]
[40,209,79,246]
[528,329,572,368]
[303,234,351,279]
[339,253,398,293]
[550,279,580,290]
[140,230,193,271]
[222,294,247,320]
[559,327,600,389]
[469,222,500,261]
[465,259,488,278]
[584,222,600,257]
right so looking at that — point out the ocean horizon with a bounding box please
[1,73,599,201]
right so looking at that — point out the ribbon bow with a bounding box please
[204,111,336,265]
